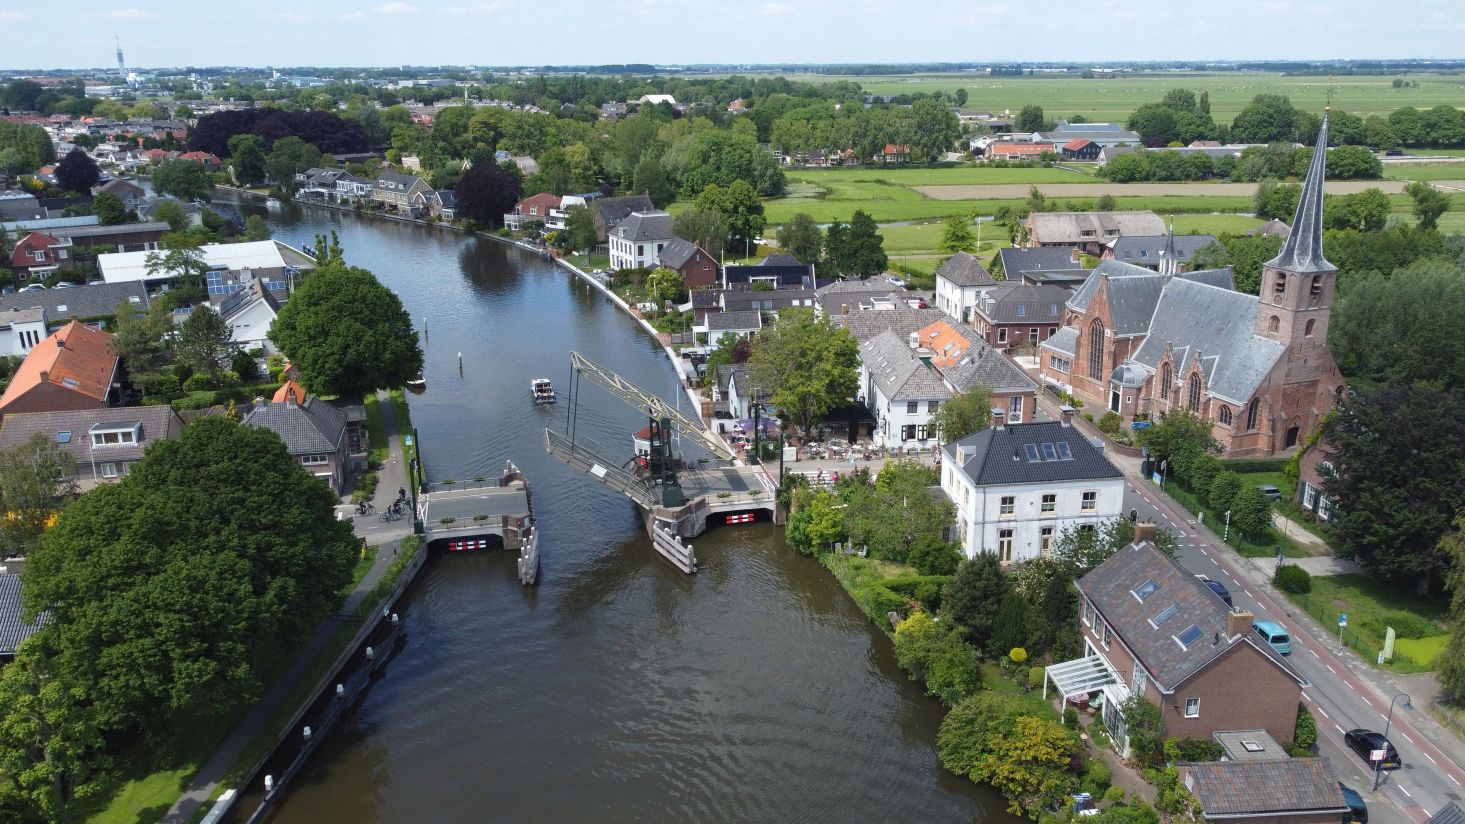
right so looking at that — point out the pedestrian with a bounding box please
[399,486,407,501]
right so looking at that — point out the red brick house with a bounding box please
[0,321,120,420]
[970,283,1071,351]
[878,143,910,164]
[986,142,1054,161]
[1053,528,1308,754]
[178,151,222,171]
[655,237,719,290]
[504,192,561,231]
[1295,437,1339,524]
[8,231,72,278]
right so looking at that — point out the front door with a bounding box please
[1110,390,1121,413]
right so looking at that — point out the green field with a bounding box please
[787,165,1097,186]
[782,72,1465,122]
[1381,164,1465,181]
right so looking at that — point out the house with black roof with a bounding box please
[972,283,1071,350]
[939,411,1122,562]
[1180,757,1349,824]
[241,393,355,493]
[1050,527,1308,756]
[655,237,718,290]
[0,571,45,661]
[722,263,813,291]
[933,251,998,323]
[608,210,674,271]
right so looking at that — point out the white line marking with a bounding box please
[1424,752,1436,765]
[1450,774,1461,786]
[1400,732,1414,744]
[1243,589,1253,598]
[1399,785,1413,798]
[1308,647,1320,658]
[1324,664,1336,673]
[1200,549,1209,557]
[1316,705,1329,719]
[1334,723,1346,734]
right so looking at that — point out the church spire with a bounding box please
[1267,113,1333,273]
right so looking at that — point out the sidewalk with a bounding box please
[161,390,415,824]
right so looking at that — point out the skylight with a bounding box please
[1175,624,1205,649]
[1023,442,1075,462]
[1024,444,1040,461]
[1056,443,1073,460]
[1041,442,1058,460]
[1149,604,1178,627]
[1131,579,1160,601]
[56,431,71,444]
[1241,740,1265,753]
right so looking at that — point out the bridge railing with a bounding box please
[543,429,658,510]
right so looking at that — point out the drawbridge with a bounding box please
[543,352,777,569]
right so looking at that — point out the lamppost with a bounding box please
[1373,692,1411,791]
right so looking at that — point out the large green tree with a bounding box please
[176,306,234,379]
[938,215,977,254]
[53,148,100,195]
[776,213,823,265]
[452,161,522,228]
[151,159,214,202]
[1138,409,1219,467]
[0,433,78,558]
[1406,180,1451,230]
[747,308,858,438]
[226,133,266,186]
[1015,105,1046,133]
[269,261,424,396]
[1434,520,1465,701]
[943,553,1008,650]
[1330,260,1465,387]
[92,192,126,226]
[840,460,958,573]
[112,301,172,394]
[931,386,992,443]
[694,180,765,254]
[830,210,887,279]
[264,136,323,196]
[672,206,727,261]
[1230,94,1299,144]
[1325,383,1465,593]
[22,417,357,736]
[678,130,785,197]
[1189,233,1283,295]
[631,156,675,208]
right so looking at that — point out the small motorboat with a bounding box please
[406,370,426,389]
[265,197,282,209]
[532,378,556,405]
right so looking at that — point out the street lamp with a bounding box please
[1373,692,1412,791]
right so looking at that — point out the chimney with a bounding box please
[1059,404,1075,427]
[1134,522,1158,543]
[841,303,849,316]
[1071,248,1082,263]
[55,336,65,349]
[1227,610,1254,639]
[991,408,1005,430]
[38,370,48,383]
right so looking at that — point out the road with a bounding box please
[1024,398,1464,822]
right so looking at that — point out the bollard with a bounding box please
[366,646,375,660]
[336,684,345,698]
[303,726,312,741]
[264,775,274,793]
[391,613,400,624]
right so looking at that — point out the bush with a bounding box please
[1028,666,1045,689]
[883,574,953,612]
[1274,564,1312,594]
[182,372,216,392]
[1064,707,1080,728]
[1293,702,1318,751]
[1163,736,1223,763]
[350,472,379,504]
[1080,756,1112,794]
[1219,457,1288,473]
[1103,786,1127,804]
[1098,412,1123,435]
[1374,610,1442,640]
[893,611,982,705]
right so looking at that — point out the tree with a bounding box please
[176,307,234,380]
[631,156,675,209]
[747,308,857,438]
[150,199,189,233]
[269,261,424,396]
[453,161,522,228]
[1231,95,1299,144]
[784,488,846,554]
[776,213,823,265]
[227,133,266,186]
[1406,180,1450,230]
[1015,105,1046,133]
[1208,471,1245,519]
[694,180,765,253]
[563,205,598,253]
[931,385,992,442]
[0,433,78,558]
[53,148,100,194]
[144,243,208,305]
[112,301,172,395]
[1050,518,1174,578]
[1331,260,1465,386]
[910,98,961,161]
[939,694,1079,818]
[943,554,1008,650]
[679,130,785,197]
[955,88,968,107]
[1229,485,1274,538]
[1434,520,1465,701]
[644,267,684,303]
[987,592,1034,657]
[939,215,977,254]
[92,192,126,226]
[1121,693,1166,767]
[1128,104,1180,147]
[1138,409,1219,467]
[1325,384,1465,593]
[23,417,357,736]
[894,611,982,705]
[1324,189,1390,233]
[1095,193,1117,211]
[152,159,213,202]
[830,210,887,279]
[672,206,727,261]
[264,136,322,196]
[840,461,956,570]
[244,214,271,242]
[1189,233,1283,295]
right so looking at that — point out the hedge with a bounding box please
[1219,457,1289,474]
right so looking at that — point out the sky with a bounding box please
[1,0,1462,70]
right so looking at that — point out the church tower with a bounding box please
[1255,115,1335,350]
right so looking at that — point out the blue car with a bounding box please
[1253,619,1291,655]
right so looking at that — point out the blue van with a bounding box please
[1253,619,1291,655]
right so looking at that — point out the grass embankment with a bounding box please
[388,389,420,477]
[1281,573,1449,673]
[819,552,951,633]
[1381,163,1465,181]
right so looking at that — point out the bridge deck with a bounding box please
[423,485,530,522]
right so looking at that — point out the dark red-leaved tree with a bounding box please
[453,163,522,228]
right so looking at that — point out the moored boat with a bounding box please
[532,377,556,405]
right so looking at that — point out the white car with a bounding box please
[18,283,46,292]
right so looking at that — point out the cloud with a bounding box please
[374,1,418,11]
[0,11,24,22]
[267,12,314,22]
[88,8,154,19]
[760,2,791,14]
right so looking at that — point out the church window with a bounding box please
[1219,406,1232,425]
[1268,315,1279,334]
[1274,273,1287,295]
[1310,275,1323,296]
[1304,319,1315,337]
[1187,375,1201,413]
[1160,363,1171,400]
[1246,398,1260,431]
[1088,320,1105,381]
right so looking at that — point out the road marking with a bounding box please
[1400,732,1413,744]
[1308,647,1320,658]
[1243,589,1253,598]
[1334,723,1346,734]
[1423,751,1436,765]
[1450,774,1461,786]
[1399,785,1413,799]
[1324,664,1335,673]
[1199,549,1209,557]
[1316,705,1329,719]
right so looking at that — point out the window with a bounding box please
[1150,604,1179,626]
[1175,624,1205,649]
[916,425,929,440]
[1304,319,1315,337]
[1302,484,1317,510]
[1000,496,1016,516]
[301,454,329,465]
[1274,273,1287,295]
[1009,394,1023,423]
[1268,315,1280,334]
[1246,397,1260,431]
[1160,362,1171,400]
[907,401,918,414]
[1310,274,1323,296]
[998,328,1008,343]
[1132,579,1160,601]
[998,529,1014,562]
[100,462,118,478]
[1029,327,1039,344]
[1041,493,1056,513]
[1081,491,1097,511]
[1218,406,1232,425]
[901,424,916,441]
[1099,619,1110,648]
[1082,598,1095,626]
[1184,698,1201,718]
[1087,320,1105,380]
[1187,374,1201,412]
[1041,527,1054,556]
[928,401,939,414]
[91,429,136,446]
[1049,355,1071,373]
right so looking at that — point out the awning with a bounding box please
[1044,655,1120,700]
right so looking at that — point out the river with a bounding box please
[237,199,1017,824]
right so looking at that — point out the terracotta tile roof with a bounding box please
[273,380,307,404]
[916,319,974,369]
[1064,138,1094,150]
[0,321,118,411]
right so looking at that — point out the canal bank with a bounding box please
[212,195,1018,824]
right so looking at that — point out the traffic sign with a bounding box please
[1339,613,1348,627]
[404,435,414,446]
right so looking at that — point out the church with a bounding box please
[1039,117,1344,457]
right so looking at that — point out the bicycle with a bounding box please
[355,501,375,516]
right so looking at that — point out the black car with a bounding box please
[1344,729,1401,771]
[1195,574,1234,607]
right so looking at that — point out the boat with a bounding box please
[264,197,282,209]
[406,370,426,389]
[531,378,556,405]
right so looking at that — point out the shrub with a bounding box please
[473,514,488,521]
[883,574,952,612]
[1219,457,1288,473]
[893,611,982,705]
[1080,756,1112,795]
[1064,707,1080,728]
[1273,564,1312,594]
[1098,412,1123,435]
[1103,786,1127,804]
[1163,736,1223,763]
[1374,611,1442,640]
[439,517,455,524]
[1028,666,1045,689]
[350,472,379,504]
[182,372,215,392]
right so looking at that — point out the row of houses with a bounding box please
[295,168,456,220]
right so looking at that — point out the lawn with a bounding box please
[1161,480,1312,559]
[777,72,1465,122]
[1281,574,1450,673]
[761,191,1261,227]
[787,165,1096,186]
[1169,214,1264,235]
[362,394,389,466]
[979,661,1059,721]
[1381,164,1465,181]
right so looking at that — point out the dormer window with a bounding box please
[91,422,140,446]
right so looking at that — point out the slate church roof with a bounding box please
[1267,116,1334,274]
[1130,278,1285,404]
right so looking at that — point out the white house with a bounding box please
[934,250,999,324]
[940,411,1125,562]
[98,240,289,289]
[608,210,674,271]
[214,280,282,351]
[0,309,51,357]
[547,194,587,231]
[699,310,762,348]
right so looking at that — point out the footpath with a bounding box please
[162,390,415,824]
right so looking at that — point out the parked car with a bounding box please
[1338,783,1367,824]
[1258,484,1282,501]
[18,283,46,292]
[1344,729,1401,771]
[1253,619,1291,655]
[1195,574,1233,607]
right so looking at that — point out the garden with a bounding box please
[1275,570,1449,673]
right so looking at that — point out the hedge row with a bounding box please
[1219,457,1288,473]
